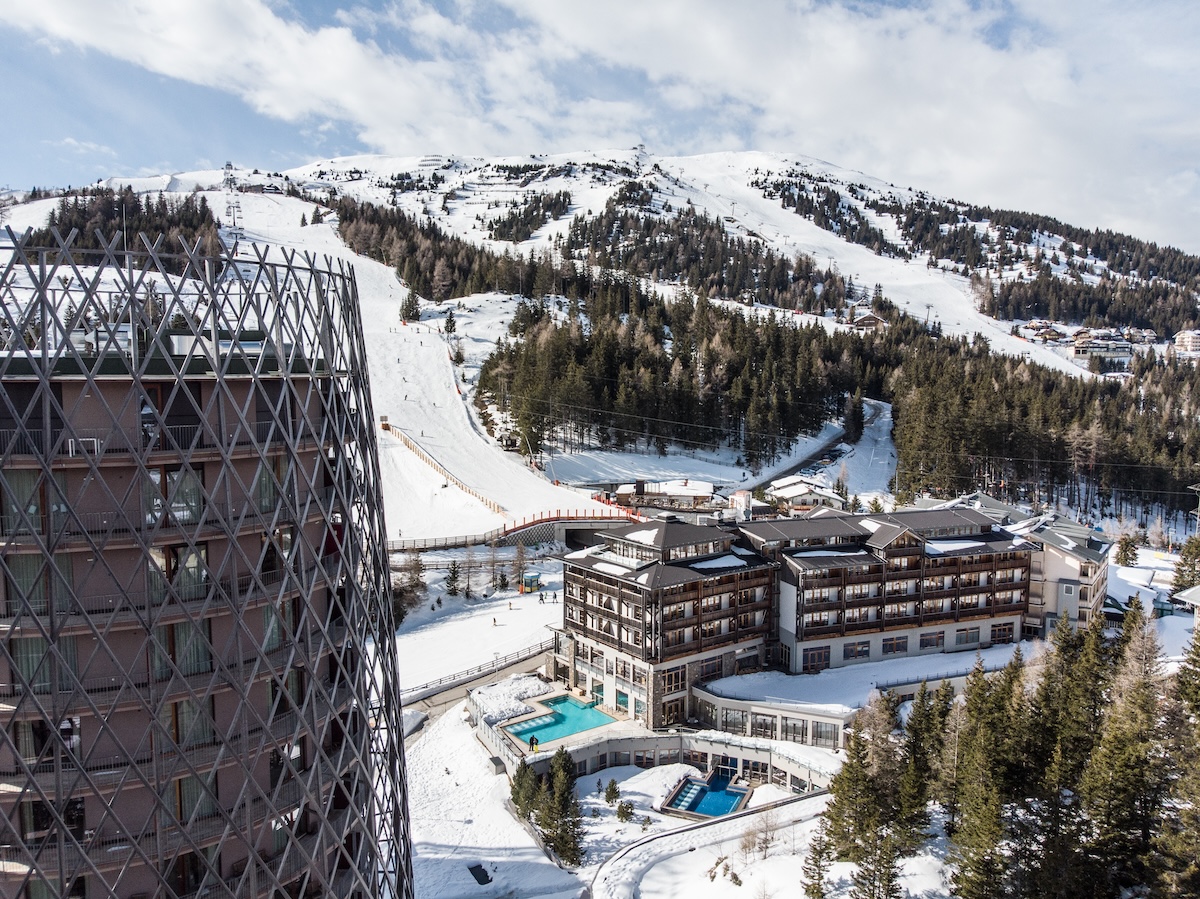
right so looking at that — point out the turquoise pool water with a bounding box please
[666,773,749,817]
[505,695,616,745]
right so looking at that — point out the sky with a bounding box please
[1,0,1198,253]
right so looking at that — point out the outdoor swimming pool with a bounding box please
[664,773,750,818]
[505,694,616,745]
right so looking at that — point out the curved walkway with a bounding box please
[588,791,828,899]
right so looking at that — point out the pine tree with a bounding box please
[400,288,421,322]
[1172,535,1200,593]
[1176,632,1200,720]
[1156,722,1200,896]
[824,729,881,862]
[444,308,457,334]
[850,829,903,899]
[1080,597,1167,887]
[445,561,460,596]
[535,747,583,866]
[1114,533,1139,567]
[949,738,1005,899]
[802,820,834,899]
[510,758,539,820]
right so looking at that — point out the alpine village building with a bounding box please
[552,504,1099,733]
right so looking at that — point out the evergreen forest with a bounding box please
[812,603,1200,899]
[336,194,1200,519]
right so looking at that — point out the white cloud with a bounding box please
[49,137,117,157]
[3,0,1198,249]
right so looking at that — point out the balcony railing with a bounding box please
[1,559,338,625]
[0,417,329,462]
[1,624,348,702]
[0,734,355,875]
[0,487,337,546]
[0,676,355,784]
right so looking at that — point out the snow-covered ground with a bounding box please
[394,548,566,690]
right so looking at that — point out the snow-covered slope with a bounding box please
[9,147,1163,539]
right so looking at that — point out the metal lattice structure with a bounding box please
[0,228,412,898]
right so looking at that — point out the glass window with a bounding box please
[955,627,980,646]
[5,552,73,616]
[661,666,686,693]
[843,641,870,661]
[154,617,213,679]
[781,716,808,743]
[11,635,76,693]
[160,697,216,749]
[144,465,203,525]
[919,631,944,650]
[801,646,831,674]
[812,721,840,749]
[721,708,748,734]
[751,713,777,739]
[882,636,908,655]
[990,623,1015,644]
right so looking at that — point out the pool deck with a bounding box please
[501,688,648,758]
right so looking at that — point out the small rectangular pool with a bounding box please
[664,772,750,818]
[504,695,616,745]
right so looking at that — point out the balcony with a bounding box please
[0,487,337,548]
[0,737,355,875]
[0,624,348,709]
[0,676,355,790]
[0,561,337,633]
[0,418,329,464]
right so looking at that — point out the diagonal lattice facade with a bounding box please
[0,228,412,898]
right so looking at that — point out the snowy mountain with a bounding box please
[62,146,1189,375]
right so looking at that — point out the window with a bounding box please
[661,666,686,693]
[160,697,216,749]
[699,657,722,682]
[634,698,646,719]
[843,641,870,661]
[700,594,723,613]
[269,667,305,719]
[700,620,721,639]
[955,627,980,646]
[661,698,683,726]
[172,772,217,823]
[882,636,908,655]
[844,607,871,624]
[168,844,217,892]
[884,603,912,619]
[751,713,777,739]
[781,716,808,743]
[801,646,831,674]
[812,721,840,749]
[154,618,213,679]
[919,631,944,650]
[5,552,73,616]
[1,470,66,537]
[254,454,288,513]
[11,719,53,763]
[11,635,76,693]
[148,544,208,603]
[721,708,747,734]
[615,690,628,712]
[990,623,1015,644]
[144,465,203,525]
[264,597,297,651]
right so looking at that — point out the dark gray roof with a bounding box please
[606,517,732,551]
[564,543,773,591]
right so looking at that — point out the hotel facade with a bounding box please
[0,234,411,898]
